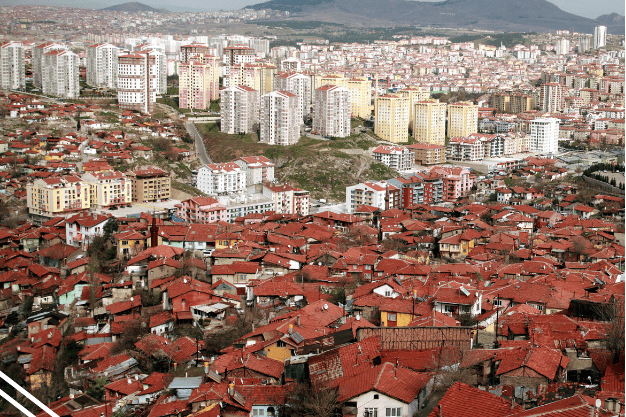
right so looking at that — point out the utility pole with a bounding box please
[494,293,500,349]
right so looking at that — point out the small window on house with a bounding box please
[388,313,397,322]
[385,290,392,297]
[445,305,455,313]
[386,408,402,416]
[373,394,379,399]
[493,299,502,307]
[277,340,286,348]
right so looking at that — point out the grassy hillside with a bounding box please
[198,123,397,202]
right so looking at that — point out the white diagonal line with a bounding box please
[0,371,60,417]
[0,386,36,417]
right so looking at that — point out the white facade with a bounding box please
[555,39,570,55]
[86,43,119,89]
[372,145,414,171]
[220,85,260,134]
[42,50,80,99]
[196,163,247,196]
[65,215,109,248]
[594,26,607,49]
[274,72,312,118]
[139,46,167,94]
[234,156,275,187]
[349,391,421,417]
[33,42,65,88]
[117,53,157,114]
[260,91,301,146]
[530,118,560,155]
[313,85,351,138]
[0,41,25,90]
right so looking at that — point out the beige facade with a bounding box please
[447,102,478,138]
[407,143,447,165]
[220,85,260,135]
[346,77,372,119]
[413,99,447,145]
[126,168,171,203]
[27,176,91,221]
[375,95,409,144]
[179,59,219,110]
[397,87,429,129]
[82,171,132,209]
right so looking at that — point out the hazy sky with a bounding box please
[4,0,624,19]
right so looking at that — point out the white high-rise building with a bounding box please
[530,118,559,155]
[196,162,247,195]
[540,83,564,113]
[138,45,167,94]
[42,50,79,99]
[555,39,570,55]
[86,43,119,89]
[594,26,607,49]
[274,72,312,119]
[260,91,301,146]
[33,42,65,88]
[220,85,260,134]
[117,52,157,114]
[313,85,351,138]
[0,41,25,90]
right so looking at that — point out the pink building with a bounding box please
[175,197,226,224]
[430,166,473,202]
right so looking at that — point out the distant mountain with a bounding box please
[246,0,625,34]
[101,2,167,12]
[595,12,624,26]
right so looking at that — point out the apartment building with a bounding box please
[491,91,535,114]
[346,181,401,213]
[430,166,473,202]
[126,168,171,203]
[27,176,91,222]
[42,50,80,99]
[346,77,372,119]
[175,197,227,224]
[372,145,414,171]
[539,83,564,113]
[406,143,446,166]
[117,53,157,114]
[274,72,312,119]
[33,42,65,88]
[0,41,25,90]
[593,25,607,49]
[313,85,351,138]
[375,94,409,144]
[179,60,218,110]
[530,118,560,155]
[397,87,429,129]
[86,43,119,89]
[217,193,276,223]
[184,53,220,101]
[220,85,260,134]
[223,45,256,66]
[180,43,211,63]
[261,183,310,216]
[447,137,485,162]
[234,156,275,187]
[447,102,478,138]
[319,75,371,119]
[386,172,444,207]
[224,63,276,95]
[414,99,447,145]
[196,162,247,195]
[82,171,132,209]
[260,91,301,146]
[138,45,167,95]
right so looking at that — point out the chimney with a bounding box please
[204,362,209,374]
[127,378,132,385]
[438,405,443,417]
[150,215,159,247]
[288,324,293,334]
[296,316,300,326]
[228,383,235,396]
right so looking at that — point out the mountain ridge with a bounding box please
[100,2,168,13]
[245,0,625,34]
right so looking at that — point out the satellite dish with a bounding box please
[130,297,134,302]
[324,304,328,310]
[184,278,188,284]
[595,399,602,408]
[356,314,361,321]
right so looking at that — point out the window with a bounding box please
[493,299,502,307]
[364,408,378,417]
[373,394,379,399]
[386,408,402,416]
[445,305,455,313]
[388,314,397,322]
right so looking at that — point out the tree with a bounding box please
[204,314,252,357]
[86,377,108,401]
[103,218,119,238]
[281,382,340,417]
[596,298,625,364]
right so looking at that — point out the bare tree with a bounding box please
[281,382,340,417]
[595,298,625,364]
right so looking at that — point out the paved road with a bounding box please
[186,121,212,166]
